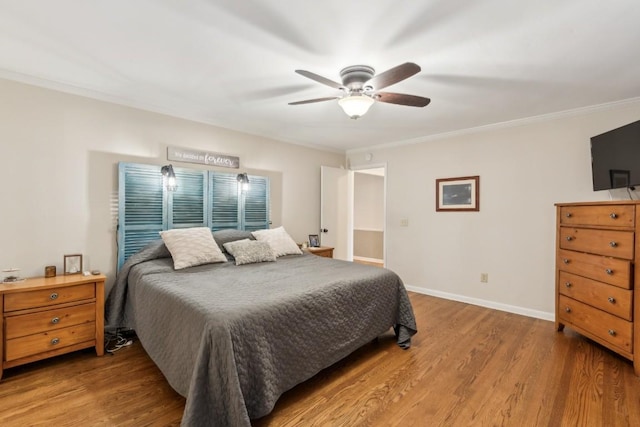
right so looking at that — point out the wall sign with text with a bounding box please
[167,146,239,169]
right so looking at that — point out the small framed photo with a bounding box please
[436,176,480,212]
[64,254,83,275]
[308,234,320,247]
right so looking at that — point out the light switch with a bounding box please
[400,218,409,227]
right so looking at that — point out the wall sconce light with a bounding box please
[237,172,250,191]
[161,164,178,192]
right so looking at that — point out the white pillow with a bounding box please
[223,239,277,265]
[159,227,227,270]
[251,226,302,257]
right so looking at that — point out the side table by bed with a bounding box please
[305,246,334,258]
[0,274,105,380]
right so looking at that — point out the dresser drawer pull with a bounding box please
[562,258,570,264]
[565,307,571,313]
[609,241,618,247]
[51,316,60,324]
[610,213,618,219]
[566,236,573,241]
[608,297,616,304]
[564,282,572,288]
[608,329,616,336]
[49,292,59,300]
[605,268,613,275]
[565,212,572,218]
[51,338,60,345]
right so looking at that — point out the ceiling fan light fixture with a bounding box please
[338,95,375,119]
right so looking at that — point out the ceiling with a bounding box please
[1,1,639,152]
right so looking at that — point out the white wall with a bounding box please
[348,100,640,319]
[354,172,384,231]
[0,79,344,292]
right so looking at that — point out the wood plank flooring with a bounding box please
[1,293,639,426]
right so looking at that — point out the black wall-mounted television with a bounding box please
[590,119,640,191]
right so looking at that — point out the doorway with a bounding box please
[352,167,385,267]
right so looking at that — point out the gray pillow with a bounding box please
[212,229,255,253]
[222,239,276,265]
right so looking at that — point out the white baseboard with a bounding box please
[353,256,384,263]
[405,285,555,322]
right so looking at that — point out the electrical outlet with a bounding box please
[400,218,409,227]
[480,273,488,283]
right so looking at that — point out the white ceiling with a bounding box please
[1,0,639,152]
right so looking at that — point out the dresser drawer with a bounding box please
[559,205,635,228]
[559,227,634,259]
[557,249,631,289]
[4,283,95,312]
[4,303,96,340]
[558,271,632,320]
[558,295,632,353]
[5,322,96,362]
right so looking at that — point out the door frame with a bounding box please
[350,163,387,267]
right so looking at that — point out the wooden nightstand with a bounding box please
[0,274,105,379]
[305,246,334,258]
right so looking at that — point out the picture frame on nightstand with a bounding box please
[64,254,83,275]
[308,234,319,247]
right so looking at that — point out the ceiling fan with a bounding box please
[289,62,431,119]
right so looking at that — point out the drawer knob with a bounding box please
[606,268,613,275]
[51,338,60,345]
[565,282,572,288]
[566,236,573,241]
[609,241,618,247]
[51,317,60,324]
[565,212,572,218]
[565,307,571,313]
[610,213,618,219]
[49,292,59,300]
[608,329,616,336]
[608,297,616,304]
[563,258,570,264]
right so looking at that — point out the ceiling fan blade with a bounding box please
[375,92,431,107]
[295,70,345,90]
[288,96,340,105]
[366,62,421,90]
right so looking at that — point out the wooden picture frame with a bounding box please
[436,176,480,212]
[308,234,320,247]
[64,254,83,275]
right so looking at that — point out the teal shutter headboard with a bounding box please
[243,175,269,231]
[170,168,208,229]
[117,162,270,270]
[210,171,240,231]
[118,163,166,270]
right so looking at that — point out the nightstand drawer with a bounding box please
[559,205,635,228]
[5,303,96,340]
[558,271,632,320]
[560,227,634,259]
[4,283,95,311]
[5,322,96,362]
[558,295,632,353]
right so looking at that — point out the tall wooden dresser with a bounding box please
[555,201,640,375]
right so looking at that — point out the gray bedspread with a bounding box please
[105,241,417,427]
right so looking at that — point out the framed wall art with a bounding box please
[436,176,480,212]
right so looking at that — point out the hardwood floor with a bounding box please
[353,259,384,268]
[1,293,639,426]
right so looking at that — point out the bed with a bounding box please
[105,230,417,426]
